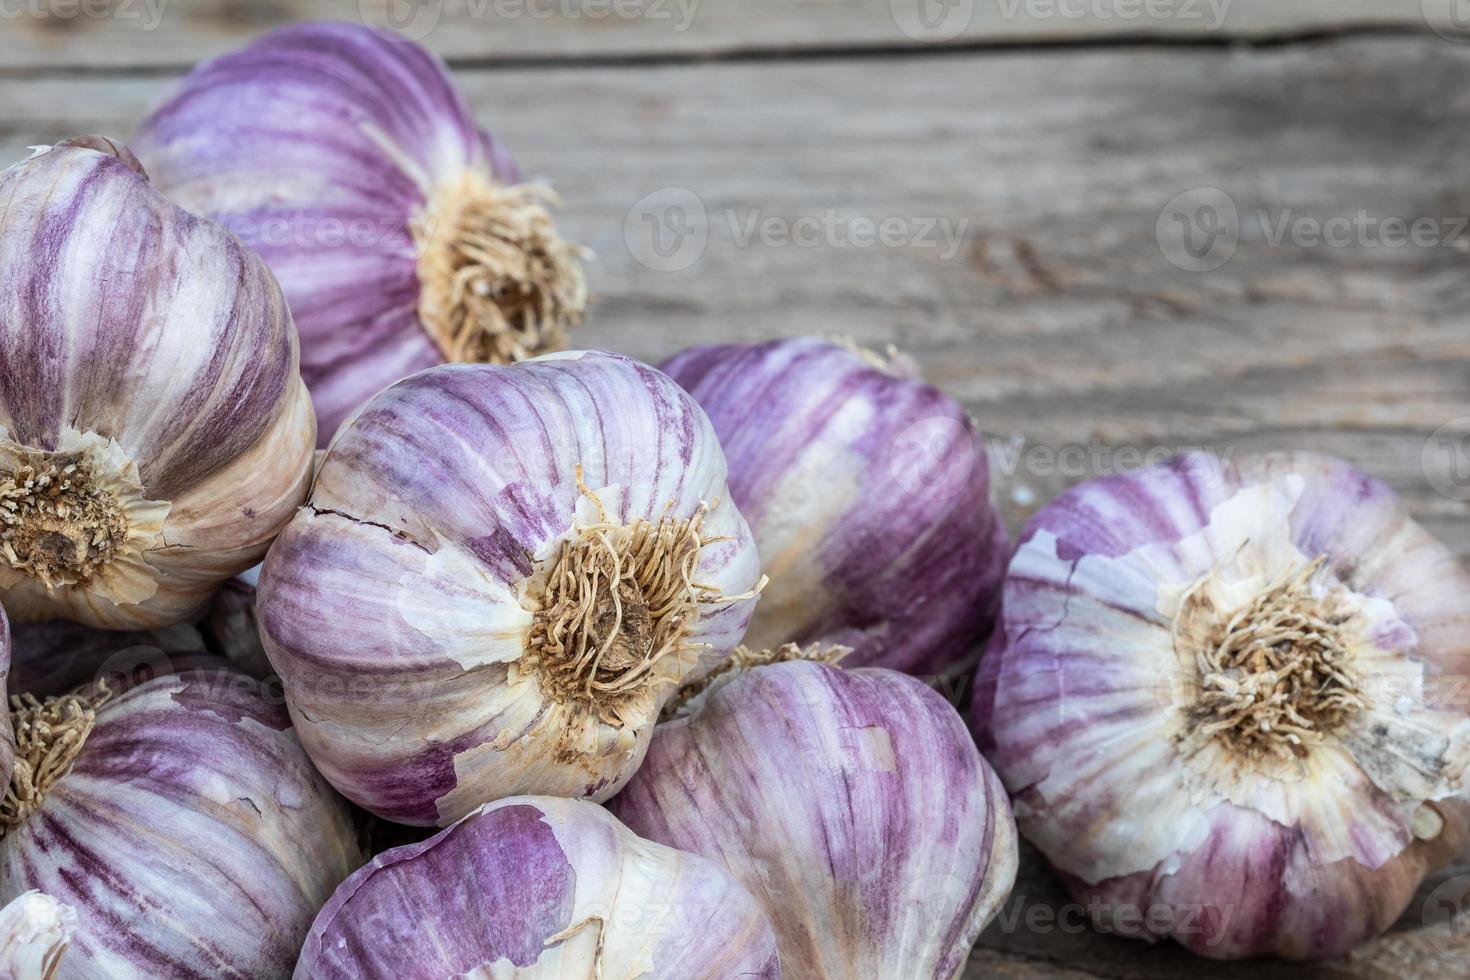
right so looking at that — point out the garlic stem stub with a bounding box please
[0,663,362,979]
[973,451,1470,959]
[0,138,316,629]
[295,796,780,979]
[257,351,763,826]
[610,659,1019,979]
[661,337,1008,676]
[0,891,74,980]
[133,21,588,446]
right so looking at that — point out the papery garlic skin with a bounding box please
[134,21,586,446]
[295,796,779,979]
[611,660,1018,979]
[0,139,315,629]
[0,892,75,980]
[973,452,1470,960]
[661,338,1008,675]
[0,665,362,979]
[258,352,762,826]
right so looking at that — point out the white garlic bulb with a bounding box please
[0,137,315,629]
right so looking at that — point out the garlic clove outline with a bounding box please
[133,21,588,447]
[973,451,1470,959]
[294,795,780,979]
[610,658,1019,979]
[258,351,763,826]
[661,337,1009,676]
[0,138,317,629]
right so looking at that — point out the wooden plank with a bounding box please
[3,34,1470,973]
[0,0,1455,72]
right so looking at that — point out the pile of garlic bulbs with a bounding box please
[0,17,1461,980]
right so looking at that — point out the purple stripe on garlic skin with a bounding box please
[973,452,1470,960]
[133,21,584,446]
[258,351,762,826]
[0,139,316,629]
[0,665,362,979]
[295,796,780,979]
[610,660,1019,979]
[661,338,1009,676]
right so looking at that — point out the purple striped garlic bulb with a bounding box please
[610,658,1019,979]
[973,452,1470,960]
[296,796,779,979]
[661,337,1008,676]
[0,892,74,980]
[133,21,587,446]
[257,352,762,826]
[0,664,362,978]
[0,137,315,629]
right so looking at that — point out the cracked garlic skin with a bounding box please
[611,660,1019,979]
[295,796,779,979]
[0,663,362,979]
[972,452,1470,960]
[0,138,316,629]
[257,352,762,826]
[661,338,1008,676]
[134,21,587,447]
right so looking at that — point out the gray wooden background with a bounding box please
[6,1,1470,976]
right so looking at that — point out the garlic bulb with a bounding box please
[0,892,74,980]
[295,796,779,979]
[972,452,1470,959]
[610,659,1018,978]
[661,337,1008,675]
[0,137,316,629]
[0,664,362,978]
[134,21,587,446]
[258,351,762,826]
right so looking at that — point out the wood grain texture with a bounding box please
[0,0,1456,71]
[2,23,1469,979]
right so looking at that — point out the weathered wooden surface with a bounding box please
[0,0,1458,71]
[5,9,1470,977]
